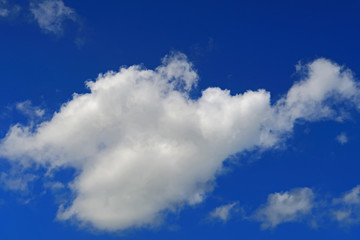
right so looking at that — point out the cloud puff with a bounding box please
[332,185,360,224]
[0,53,360,231]
[336,132,348,145]
[15,100,45,118]
[209,202,239,222]
[249,185,360,229]
[30,0,76,34]
[253,188,314,228]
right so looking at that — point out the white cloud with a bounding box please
[0,53,359,231]
[0,0,77,36]
[16,100,45,118]
[253,188,314,228]
[30,0,76,34]
[0,172,37,192]
[332,185,360,224]
[249,185,360,229]
[341,185,360,204]
[239,185,360,229]
[336,132,348,145]
[209,202,239,222]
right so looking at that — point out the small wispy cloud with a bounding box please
[30,0,77,35]
[209,202,239,222]
[43,181,65,191]
[332,185,360,225]
[336,132,348,145]
[252,188,314,229]
[15,100,44,119]
[241,185,360,229]
[0,172,37,192]
[1,0,83,43]
[0,8,9,16]
[0,0,20,18]
[0,0,10,17]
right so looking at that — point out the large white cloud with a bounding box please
[0,53,359,231]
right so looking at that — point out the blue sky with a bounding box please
[1,0,360,239]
